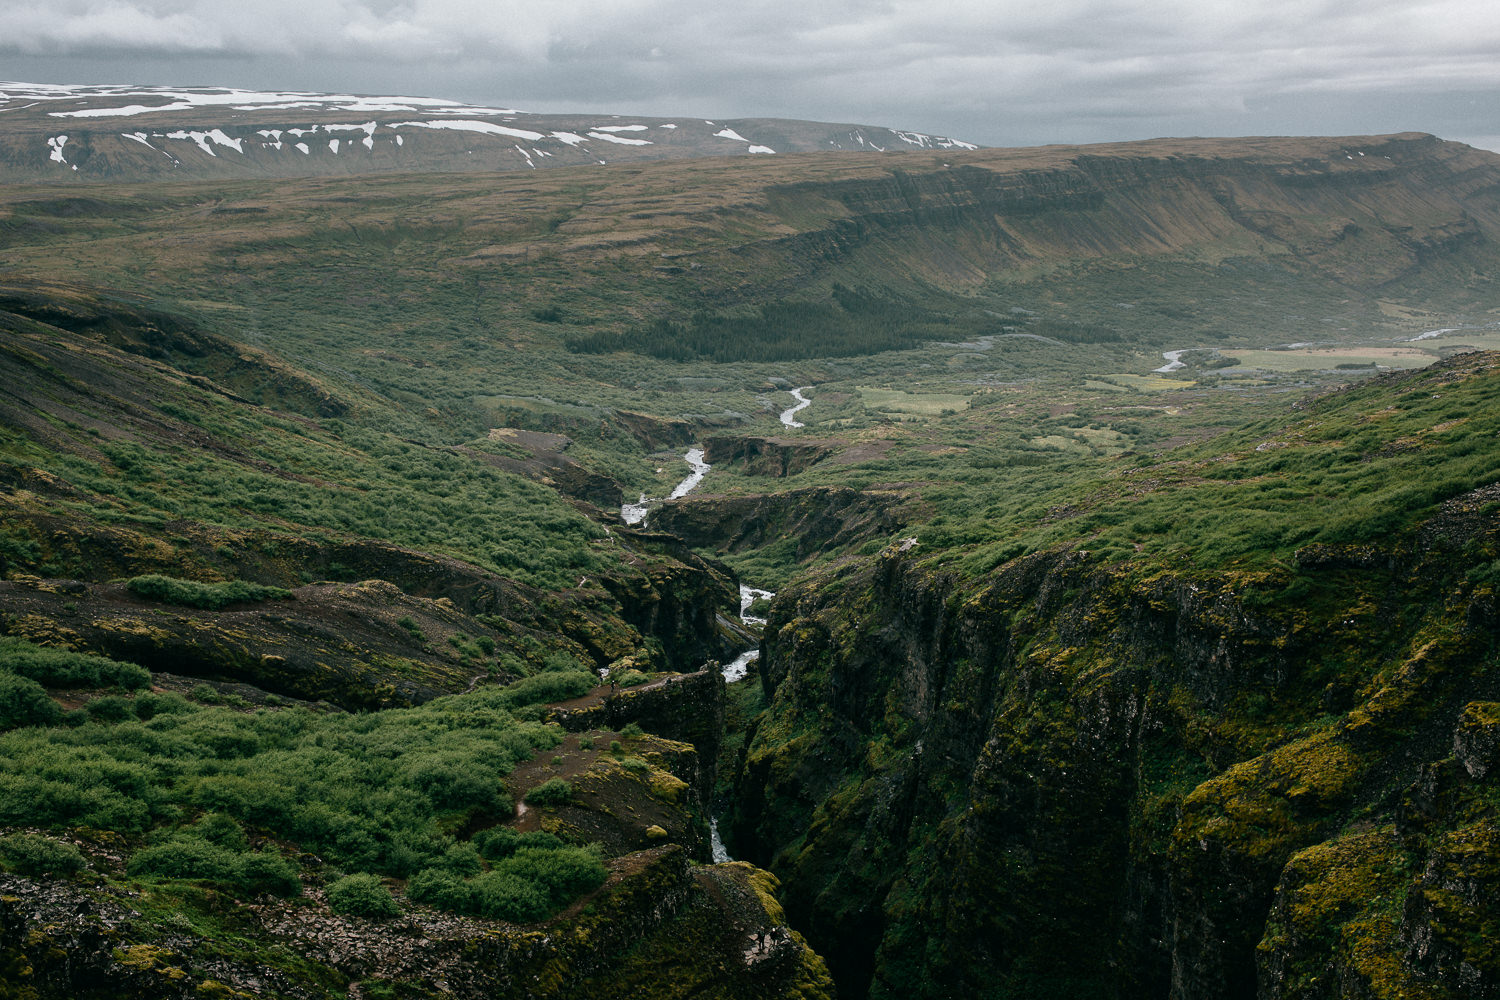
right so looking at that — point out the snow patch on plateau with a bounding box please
[394,119,545,141]
[747,145,775,154]
[713,127,748,142]
[163,129,243,156]
[586,131,652,146]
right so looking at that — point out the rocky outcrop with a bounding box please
[729,510,1500,999]
[0,847,833,1000]
[652,486,911,562]
[547,668,727,802]
[613,410,697,451]
[600,530,739,672]
[462,431,624,508]
[703,436,836,477]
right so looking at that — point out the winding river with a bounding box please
[780,386,812,427]
[616,446,773,686]
[620,447,711,526]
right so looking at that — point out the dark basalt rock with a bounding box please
[729,504,1500,999]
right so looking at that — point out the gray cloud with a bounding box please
[3,0,1499,147]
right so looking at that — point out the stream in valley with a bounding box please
[724,584,774,682]
[620,446,710,526]
[618,449,771,681]
[780,386,813,427]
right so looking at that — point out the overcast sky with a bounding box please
[3,0,1499,150]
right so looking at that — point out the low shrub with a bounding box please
[129,837,237,882]
[474,826,521,861]
[408,867,476,911]
[524,778,574,808]
[126,830,300,898]
[472,869,551,922]
[326,873,400,918]
[85,695,136,723]
[126,575,293,611]
[234,852,302,897]
[0,637,150,690]
[0,833,86,876]
[0,673,62,730]
[499,671,595,708]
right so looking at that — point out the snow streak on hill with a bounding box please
[0,82,979,181]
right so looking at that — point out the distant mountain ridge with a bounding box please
[0,82,979,181]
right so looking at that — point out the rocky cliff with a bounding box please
[728,365,1500,999]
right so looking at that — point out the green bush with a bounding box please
[620,722,644,738]
[235,852,302,897]
[519,831,563,851]
[0,637,149,690]
[129,837,237,882]
[438,841,483,876]
[0,673,62,730]
[126,575,293,611]
[501,845,607,905]
[614,670,650,688]
[191,812,249,851]
[0,833,86,876]
[524,778,574,808]
[85,695,135,723]
[472,869,551,922]
[498,671,595,708]
[407,867,475,911]
[327,873,400,918]
[540,651,586,674]
[474,826,521,861]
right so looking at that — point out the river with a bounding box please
[620,446,711,526]
[780,387,812,427]
[618,449,771,685]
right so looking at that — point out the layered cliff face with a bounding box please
[716,133,1500,312]
[729,360,1500,1000]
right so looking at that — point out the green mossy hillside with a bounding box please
[729,357,1500,1000]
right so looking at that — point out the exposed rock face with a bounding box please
[600,530,739,672]
[613,410,698,451]
[547,668,727,802]
[651,486,910,561]
[720,133,1500,306]
[729,507,1500,999]
[703,436,836,477]
[0,847,834,1000]
[463,431,624,508]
